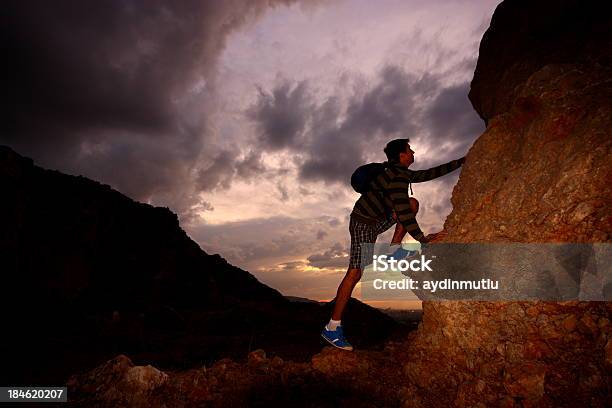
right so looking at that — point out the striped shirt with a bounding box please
[350,157,465,242]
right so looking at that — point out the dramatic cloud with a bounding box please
[2,0,309,220]
[423,81,485,160]
[307,242,348,269]
[302,66,443,182]
[248,81,312,150]
[247,64,482,185]
[190,214,348,269]
[196,151,236,192]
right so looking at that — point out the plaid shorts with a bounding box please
[349,215,396,270]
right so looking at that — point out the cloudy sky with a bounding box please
[4,0,500,306]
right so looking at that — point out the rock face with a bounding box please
[404,0,611,406]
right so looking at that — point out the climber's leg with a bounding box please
[323,215,386,350]
[331,267,362,321]
[409,197,419,214]
[330,216,375,321]
[391,222,405,244]
[391,197,419,243]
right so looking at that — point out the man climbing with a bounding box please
[321,138,465,350]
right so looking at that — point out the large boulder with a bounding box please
[468,0,611,122]
[402,0,611,406]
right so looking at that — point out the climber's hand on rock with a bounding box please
[424,231,446,243]
[418,237,432,253]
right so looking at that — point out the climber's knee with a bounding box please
[409,197,419,213]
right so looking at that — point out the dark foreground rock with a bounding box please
[67,347,412,408]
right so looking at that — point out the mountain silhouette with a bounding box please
[0,145,397,386]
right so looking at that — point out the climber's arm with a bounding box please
[390,217,407,244]
[409,156,465,183]
[387,179,426,242]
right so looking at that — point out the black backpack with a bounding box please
[350,162,388,193]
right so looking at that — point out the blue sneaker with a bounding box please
[321,325,353,351]
[390,246,417,260]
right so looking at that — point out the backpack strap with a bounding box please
[381,164,403,219]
